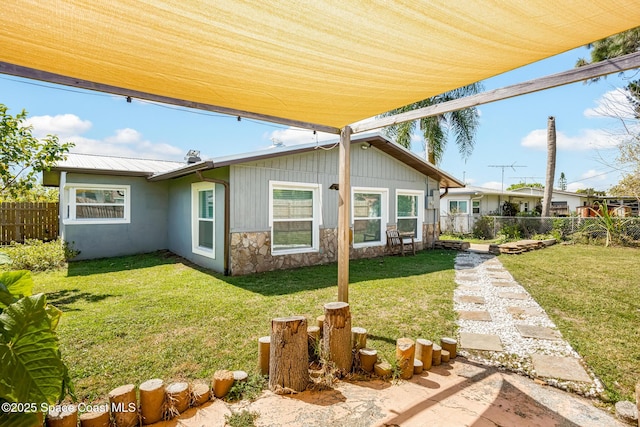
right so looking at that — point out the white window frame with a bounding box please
[191,182,216,258]
[472,200,481,214]
[269,181,322,255]
[352,187,388,248]
[63,183,131,225]
[449,200,469,214]
[396,189,424,242]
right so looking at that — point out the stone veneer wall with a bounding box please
[230,224,437,276]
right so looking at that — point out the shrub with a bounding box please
[499,223,521,241]
[3,239,78,271]
[472,216,494,240]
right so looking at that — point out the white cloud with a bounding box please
[566,182,584,192]
[264,127,336,148]
[520,128,620,151]
[584,88,636,119]
[25,114,92,138]
[105,128,143,144]
[480,181,503,190]
[25,114,183,160]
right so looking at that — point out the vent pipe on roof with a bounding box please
[185,149,201,164]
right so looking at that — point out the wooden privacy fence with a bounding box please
[0,202,59,244]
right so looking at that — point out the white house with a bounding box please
[509,187,589,216]
[440,186,540,234]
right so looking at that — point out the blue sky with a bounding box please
[0,46,636,192]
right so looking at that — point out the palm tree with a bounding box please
[382,82,483,164]
[542,116,556,217]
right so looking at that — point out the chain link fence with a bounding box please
[462,215,640,244]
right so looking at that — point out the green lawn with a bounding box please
[500,244,640,403]
[33,250,457,401]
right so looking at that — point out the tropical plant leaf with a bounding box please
[0,409,40,427]
[0,294,65,405]
[0,271,33,310]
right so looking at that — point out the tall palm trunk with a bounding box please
[542,116,556,217]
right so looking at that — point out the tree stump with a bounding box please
[396,338,415,379]
[47,404,77,427]
[233,370,248,382]
[415,338,433,371]
[166,382,190,415]
[139,378,164,425]
[307,325,321,362]
[351,327,367,350]
[413,359,424,374]
[213,370,235,398]
[322,302,352,372]
[374,360,392,378]
[316,315,325,335]
[432,344,442,366]
[269,316,309,393]
[108,384,138,427]
[441,337,457,359]
[441,349,450,363]
[359,348,377,372]
[79,410,110,427]
[258,335,271,376]
[191,381,210,407]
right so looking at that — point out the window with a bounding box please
[352,187,388,246]
[472,200,480,214]
[64,184,130,224]
[269,181,321,254]
[192,182,215,258]
[396,190,424,241]
[449,200,468,214]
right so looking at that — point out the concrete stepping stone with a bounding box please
[456,295,486,304]
[498,291,529,300]
[516,325,561,340]
[507,307,543,317]
[460,332,503,351]
[492,281,516,287]
[457,310,492,321]
[457,286,483,293]
[531,354,592,383]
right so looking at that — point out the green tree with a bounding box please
[558,172,567,190]
[0,104,73,199]
[382,83,483,164]
[506,182,544,191]
[576,27,640,116]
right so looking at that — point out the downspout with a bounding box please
[437,186,450,242]
[196,171,230,276]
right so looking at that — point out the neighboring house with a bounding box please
[43,133,463,275]
[509,187,589,216]
[439,186,541,234]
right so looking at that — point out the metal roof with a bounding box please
[53,134,464,188]
[147,133,464,188]
[444,185,541,198]
[51,153,186,177]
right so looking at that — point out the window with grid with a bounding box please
[270,182,320,254]
[397,190,424,241]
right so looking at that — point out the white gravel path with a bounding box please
[453,250,604,397]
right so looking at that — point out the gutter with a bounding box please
[440,187,449,199]
[196,171,231,276]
